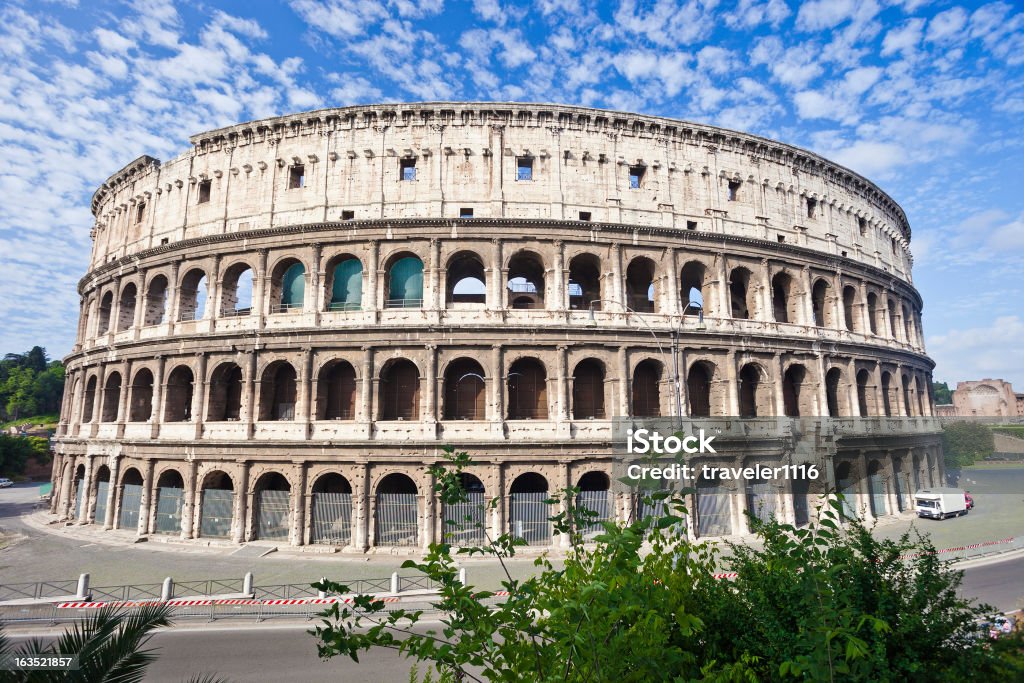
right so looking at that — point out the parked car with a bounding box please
[0,478,13,488]
[964,491,974,510]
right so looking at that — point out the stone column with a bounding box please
[116,365,131,438]
[135,459,156,535]
[847,358,861,417]
[428,238,441,310]
[617,347,630,416]
[299,347,314,434]
[873,362,887,417]
[760,260,773,322]
[424,344,438,424]
[207,255,222,321]
[354,463,370,551]
[716,254,729,319]
[421,469,435,551]
[132,274,146,339]
[252,248,269,326]
[231,461,249,544]
[816,353,829,416]
[291,462,307,546]
[609,244,623,308]
[191,353,208,439]
[58,458,74,519]
[360,346,374,423]
[884,453,900,516]
[725,349,740,416]
[309,243,322,322]
[552,241,565,310]
[149,356,166,438]
[488,238,503,310]
[801,266,814,326]
[78,455,94,524]
[103,456,120,530]
[556,345,569,421]
[243,352,257,438]
[490,463,505,540]
[366,240,380,312]
[167,260,181,335]
[181,459,198,540]
[858,281,872,334]
[489,345,504,422]
[774,354,787,417]
[665,250,680,315]
[558,461,572,548]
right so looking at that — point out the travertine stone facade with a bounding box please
[53,103,942,551]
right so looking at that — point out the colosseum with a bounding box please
[50,102,944,552]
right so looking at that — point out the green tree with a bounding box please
[941,421,995,469]
[0,348,65,422]
[312,449,1019,682]
[931,381,952,404]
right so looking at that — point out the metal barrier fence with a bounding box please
[509,492,551,545]
[442,493,487,546]
[93,481,109,526]
[376,493,418,546]
[200,489,233,538]
[575,490,612,538]
[118,484,142,530]
[256,489,290,540]
[311,492,352,545]
[154,486,185,534]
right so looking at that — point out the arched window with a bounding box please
[259,361,297,421]
[902,374,913,416]
[117,283,137,331]
[386,255,424,308]
[446,252,486,306]
[509,473,551,545]
[572,359,605,419]
[772,272,795,324]
[867,460,887,517]
[272,260,305,313]
[812,279,832,327]
[825,367,842,417]
[328,258,362,311]
[442,473,486,545]
[82,377,97,422]
[199,471,234,539]
[866,292,879,334]
[729,267,753,319]
[178,269,208,321]
[154,469,185,534]
[881,371,894,417]
[144,276,168,326]
[680,261,708,317]
[738,364,765,418]
[380,359,420,420]
[117,468,144,530]
[101,372,122,422]
[129,369,154,422]
[902,304,913,344]
[782,365,806,417]
[575,471,612,536]
[220,263,254,316]
[207,363,244,421]
[687,363,712,417]
[507,358,547,419]
[317,361,357,420]
[254,472,291,541]
[507,252,545,309]
[856,369,871,416]
[567,254,601,310]
[311,473,353,546]
[887,299,898,339]
[842,286,858,332]
[163,365,195,422]
[443,358,486,420]
[97,292,114,333]
[632,360,661,417]
[375,473,419,546]
[625,257,656,313]
[92,465,111,525]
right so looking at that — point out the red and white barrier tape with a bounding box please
[57,595,402,609]
[896,536,1014,561]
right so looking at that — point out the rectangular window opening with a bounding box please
[400,158,417,181]
[578,211,592,221]
[777,234,786,243]
[858,216,867,235]
[135,203,145,224]
[628,165,645,189]
[197,180,212,204]
[806,197,817,218]
[686,220,698,231]
[727,180,741,201]
[460,207,474,218]
[841,250,847,257]
[341,210,355,221]
[516,156,533,181]
[288,165,305,189]
[160,238,169,245]
[891,238,897,253]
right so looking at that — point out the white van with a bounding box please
[914,488,967,520]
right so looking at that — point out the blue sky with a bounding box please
[0,0,1021,388]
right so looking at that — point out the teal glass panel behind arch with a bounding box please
[281,262,305,308]
[330,259,363,310]
[388,256,424,306]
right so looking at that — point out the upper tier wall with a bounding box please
[88,103,914,280]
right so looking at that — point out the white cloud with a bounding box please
[724,0,790,29]
[925,6,967,43]
[796,0,857,31]
[881,18,924,57]
[928,316,1024,388]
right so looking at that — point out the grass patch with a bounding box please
[961,461,1024,469]
[0,414,59,430]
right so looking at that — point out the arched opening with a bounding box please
[375,473,419,547]
[835,461,857,519]
[385,254,424,308]
[902,374,913,416]
[782,365,806,417]
[857,369,871,416]
[259,362,297,421]
[82,377,97,423]
[745,462,778,525]
[163,365,195,422]
[567,254,601,310]
[572,359,605,419]
[576,471,611,538]
[687,362,712,417]
[812,279,832,327]
[271,260,305,313]
[101,372,122,422]
[254,472,291,541]
[842,286,858,332]
[92,465,111,525]
[97,292,113,333]
[697,477,732,537]
[178,269,208,321]
[311,473,353,545]
[327,257,362,311]
[129,369,154,422]
[825,367,842,417]
[625,256,656,313]
[729,267,753,319]
[680,261,709,317]
[888,299,899,339]
[442,473,486,545]
[443,358,486,420]
[117,283,137,331]
[154,469,185,534]
[199,471,234,539]
[507,358,548,419]
[867,292,880,334]
[220,263,254,316]
[73,464,86,519]
[902,304,913,344]
[632,359,662,417]
[207,363,243,421]
[509,473,550,545]
[117,468,144,531]
[317,360,357,420]
[738,363,767,418]
[380,359,421,420]
[881,371,894,417]
[144,276,168,326]
[507,251,545,309]
[772,272,796,324]
[912,453,922,492]
[867,460,887,517]
[446,252,486,306]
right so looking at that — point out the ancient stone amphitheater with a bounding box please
[51,103,943,552]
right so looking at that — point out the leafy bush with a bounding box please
[941,421,994,469]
